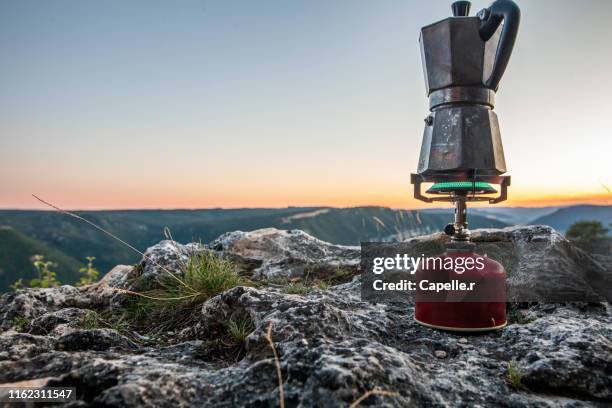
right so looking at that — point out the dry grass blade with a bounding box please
[349,388,399,408]
[32,194,196,293]
[112,288,199,301]
[265,322,285,408]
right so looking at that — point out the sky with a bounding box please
[0,0,610,210]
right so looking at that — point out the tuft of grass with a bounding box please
[315,280,329,290]
[330,266,354,284]
[270,266,355,296]
[196,313,255,363]
[13,316,30,332]
[120,251,250,333]
[107,317,132,333]
[507,304,536,325]
[81,311,99,330]
[182,251,249,298]
[506,361,526,390]
[281,282,313,296]
[264,276,291,286]
[226,315,255,345]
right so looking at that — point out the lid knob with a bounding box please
[452,1,471,16]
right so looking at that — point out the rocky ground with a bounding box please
[0,226,611,407]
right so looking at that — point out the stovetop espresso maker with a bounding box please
[411,0,520,331]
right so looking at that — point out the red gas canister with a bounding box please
[414,250,506,331]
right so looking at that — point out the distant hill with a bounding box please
[0,226,83,291]
[276,207,507,244]
[420,207,559,226]
[469,207,559,225]
[529,205,612,232]
[0,207,508,287]
[2,205,609,292]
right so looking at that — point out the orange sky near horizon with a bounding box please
[4,187,609,211]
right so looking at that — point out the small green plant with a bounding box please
[81,311,99,329]
[13,316,30,332]
[29,255,60,288]
[226,315,255,345]
[271,266,355,295]
[181,251,249,299]
[108,318,132,333]
[10,279,24,291]
[330,266,353,284]
[507,304,536,325]
[506,361,526,390]
[315,280,329,290]
[264,276,291,286]
[77,256,99,286]
[281,282,313,295]
[98,313,135,337]
[196,313,254,363]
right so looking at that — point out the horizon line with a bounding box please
[1,202,610,212]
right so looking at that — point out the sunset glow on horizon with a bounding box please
[1,0,611,211]
[6,188,610,211]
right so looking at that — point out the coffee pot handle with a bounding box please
[478,0,520,91]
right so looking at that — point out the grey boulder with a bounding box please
[209,228,360,279]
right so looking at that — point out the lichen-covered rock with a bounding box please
[0,351,84,385]
[121,229,360,289]
[0,332,54,361]
[209,228,360,279]
[0,286,110,331]
[507,304,612,400]
[55,329,138,352]
[1,286,609,406]
[28,308,92,335]
[96,265,136,291]
[128,240,204,291]
[0,227,610,407]
[404,225,612,302]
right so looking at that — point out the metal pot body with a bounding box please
[420,16,500,94]
[417,105,506,178]
[417,13,506,181]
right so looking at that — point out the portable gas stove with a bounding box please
[410,0,520,331]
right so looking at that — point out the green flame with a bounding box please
[428,181,496,193]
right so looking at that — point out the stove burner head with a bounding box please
[410,174,509,205]
[426,181,497,195]
[410,174,510,242]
